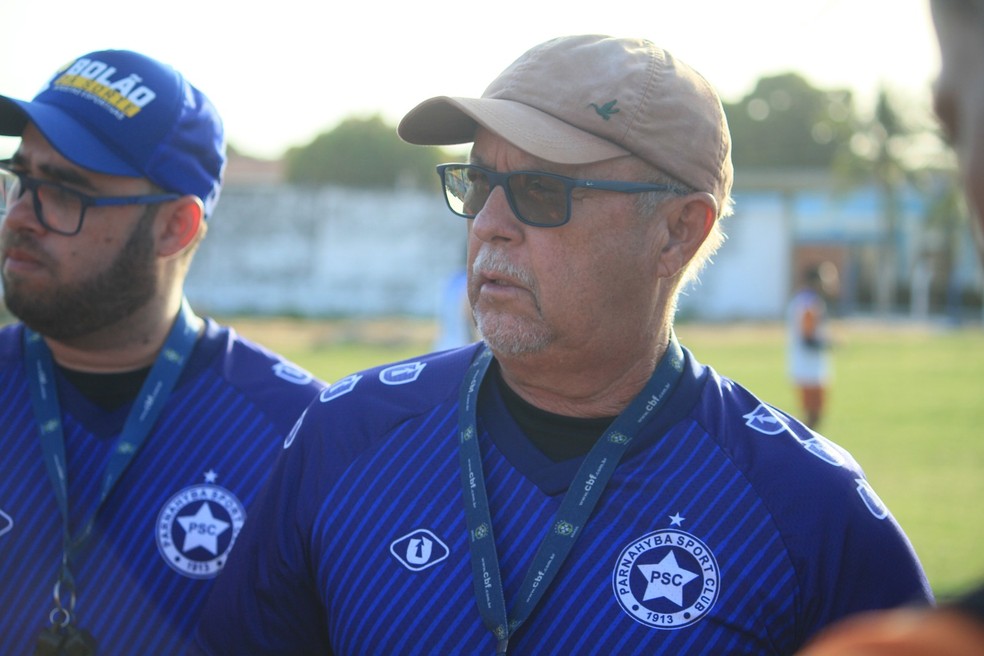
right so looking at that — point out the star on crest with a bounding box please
[204,469,218,484]
[637,550,699,607]
[669,512,685,527]
[177,502,230,555]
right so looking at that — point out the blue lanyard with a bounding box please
[458,334,685,655]
[23,299,199,625]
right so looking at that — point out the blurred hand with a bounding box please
[796,608,984,656]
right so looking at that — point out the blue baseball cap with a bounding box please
[0,49,226,217]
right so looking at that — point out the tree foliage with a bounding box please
[285,79,945,195]
[723,73,855,170]
[283,115,454,189]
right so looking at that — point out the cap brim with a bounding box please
[398,96,629,165]
[0,96,140,177]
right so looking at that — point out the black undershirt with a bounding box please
[493,365,617,462]
[57,365,151,412]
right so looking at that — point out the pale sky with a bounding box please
[0,0,940,160]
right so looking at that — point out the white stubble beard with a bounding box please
[470,247,552,357]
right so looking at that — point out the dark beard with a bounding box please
[3,207,159,340]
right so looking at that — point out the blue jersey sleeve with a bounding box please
[197,403,332,653]
[694,370,933,643]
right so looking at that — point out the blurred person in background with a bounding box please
[786,261,838,430]
[796,0,984,653]
[0,49,325,654]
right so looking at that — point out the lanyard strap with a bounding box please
[458,334,685,654]
[24,299,199,623]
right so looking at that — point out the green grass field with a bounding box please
[227,315,984,600]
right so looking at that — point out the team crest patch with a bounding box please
[156,470,246,579]
[613,528,720,629]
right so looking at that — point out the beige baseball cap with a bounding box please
[398,34,733,208]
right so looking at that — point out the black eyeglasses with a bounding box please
[436,163,688,228]
[0,159,180,236]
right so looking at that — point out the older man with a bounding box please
[197,35,930,655]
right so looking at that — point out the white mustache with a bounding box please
[472,248,536,290]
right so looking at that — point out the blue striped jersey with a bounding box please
[0,320,325,655]
[198,343,932,655]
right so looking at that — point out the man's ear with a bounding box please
[156,196,205,257]
[656,192,717,279]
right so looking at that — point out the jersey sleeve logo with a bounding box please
[155,470,247,579]
[390,529,449,572]
[795,434,847,467]
[855,478,889,519]
[272,362,314,385]
[743,403,789,435]
[744,403,847,467]
[612,524,720,630]
[379,362,426,385]
[320,374,363,402]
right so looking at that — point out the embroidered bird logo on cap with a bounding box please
[589,99,621,120]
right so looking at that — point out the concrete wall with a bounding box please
[186,185,467,317]
[186,185,792,321]
[677,193,790,321]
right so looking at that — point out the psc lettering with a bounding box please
[186,522,222,536]
[648,570,687,586]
